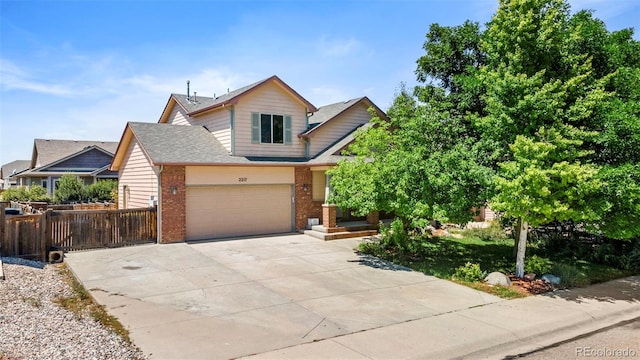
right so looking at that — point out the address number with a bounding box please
[238,177,248,182]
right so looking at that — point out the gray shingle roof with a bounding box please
[308,122,372,165]
[33,139,119,168]
[170,75,317,117]
[128,122,306,165]
[1,160,30,178]
[307,97,365,126]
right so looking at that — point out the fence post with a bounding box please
[40,210,52,262]
[0,202,6,255]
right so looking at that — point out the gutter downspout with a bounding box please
[157,165,163,244]
[229,105,235,155]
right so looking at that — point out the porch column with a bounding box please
[322,204,337,228]
[324,174,332,203]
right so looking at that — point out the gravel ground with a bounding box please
[0,257,146,360]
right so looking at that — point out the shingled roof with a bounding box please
[1,160,30,178]
[161,75,317,122]
[300,96,386,138]
[117,122,307,167]
[32,139,119,169]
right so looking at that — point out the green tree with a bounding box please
[329,86,492,231]
[54,174,85,203]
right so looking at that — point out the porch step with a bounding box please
[304,229,378,241]
[311,224,378,233]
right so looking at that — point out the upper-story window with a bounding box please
[252,112,292,145]
[261,114,284,144]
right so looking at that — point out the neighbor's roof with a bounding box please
[32,139,119,169]
[159,75,318,122]
[1,160,31,178]
[300,96,387,138]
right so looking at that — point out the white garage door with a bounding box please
[185,184,293,241]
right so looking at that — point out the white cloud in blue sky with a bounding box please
[0,0,638,164]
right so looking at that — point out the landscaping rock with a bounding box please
[542,274,562,285]
[524,273,536,281]
[485,271,512,286]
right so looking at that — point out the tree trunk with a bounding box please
[513,217,522,259]
[515,218,528,278]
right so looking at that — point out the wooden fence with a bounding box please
[1,206,157,261]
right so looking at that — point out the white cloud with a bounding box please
[317,36,361,57]
[0,58,73,95]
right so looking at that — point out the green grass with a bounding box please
[359,227,636,298]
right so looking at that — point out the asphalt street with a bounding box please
[517,317,640,359]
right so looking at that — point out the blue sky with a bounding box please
[1,0,638,165]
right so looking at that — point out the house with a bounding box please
[111,75,388,243]
[1,160,30,190]
[15,139,119,197]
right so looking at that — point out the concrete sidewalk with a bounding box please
[244,276,640,360]
[63,235,640,360]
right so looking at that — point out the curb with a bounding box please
[459,305,640,359]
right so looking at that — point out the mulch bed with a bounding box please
[509,275,556,295]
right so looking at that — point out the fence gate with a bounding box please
[1,205,157,261]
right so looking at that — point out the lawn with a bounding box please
[358,223,637,299]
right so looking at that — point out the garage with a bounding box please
[185,184,293,241]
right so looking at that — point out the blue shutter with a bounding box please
[251,113,260,144]
[284,115,292,145]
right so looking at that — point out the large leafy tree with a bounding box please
[328,86,492,229]
[330,0,640,277]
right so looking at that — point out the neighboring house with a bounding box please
[0,160,30,190]
[111,75,388,243]
[15,139,119,197]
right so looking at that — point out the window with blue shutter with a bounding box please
[251,112,260,143]
[254,113,291,145]
[284,115,292,145]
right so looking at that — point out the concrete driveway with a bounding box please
[64,234,503,359]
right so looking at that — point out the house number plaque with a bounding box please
[238,177,248,182]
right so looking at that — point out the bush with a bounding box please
[54,174,86,203]
[551,263,590,288]
[85,180,117,202]
[464,221,508,242]
[525,255,553,276]
[626,248,640,271]
[0,186,51,202]
[453,262,486,282]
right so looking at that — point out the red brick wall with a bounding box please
[160,166,186,243]
[294,167,323,230]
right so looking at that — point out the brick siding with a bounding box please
[160,165,186,243]
[294,167,323,230]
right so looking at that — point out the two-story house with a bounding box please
[110,75,387,243]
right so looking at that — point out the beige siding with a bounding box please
[165,104,189,125]
[186,166,294,186]
[118,139,159,209]
[189,109,232,152]
[309,103,372,157]
[234,82,308,157]
[311,170,326,201]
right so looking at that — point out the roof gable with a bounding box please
[300,97,387,138]
[32,139,119,169]
[158,75,318,123]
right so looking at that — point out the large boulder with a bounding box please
[485,272,512,286]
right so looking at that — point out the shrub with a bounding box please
[464,221,508,242]
[54,174,86,203]
[1,187,28,201]
[626,248,640,272]
[27,185,51,202]
[525,255,553,276]
[551,263,590,288]
[85,180,117,202]
[453,262,486,282]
